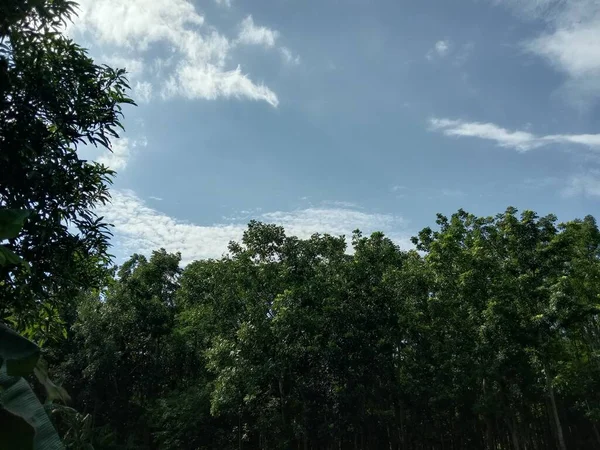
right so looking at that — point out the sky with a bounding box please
[70,0,600,264]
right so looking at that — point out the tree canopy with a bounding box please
[0,0,133,327]
[46,212,600,450]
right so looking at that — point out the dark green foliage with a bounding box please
[47,212,600,449]
[0,207,64,450]
[1,369,64,450]
[0,1,134,448]
[0,0,134,325]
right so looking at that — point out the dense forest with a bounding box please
[43,214,600,450]
[2,1,600,449]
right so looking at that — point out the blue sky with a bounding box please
[71,0,600,263]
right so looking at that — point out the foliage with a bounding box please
[0,208,64,450]
[0,0,134,326]
[47,211,600,449]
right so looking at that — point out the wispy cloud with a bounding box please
[99,190,410,265]
[96,139,132,171]
[563,171,600,198]
[426,40,474,66]
[69,0,288,107]
[237,15,279,47]
[82,137,147,172]
[497,0,600,105]
[133,81,153,103]
[427,40,451,60]
[429,118,600,152]
[280,46,300,65]
[435,40,450,56]
[236,17,300,65]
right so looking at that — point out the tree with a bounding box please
[0,208,64,450]
[0,0,134,325]
[64,250,182,446]
[49,213,600,450]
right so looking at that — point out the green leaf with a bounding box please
[0,245,26,267]
[0,324,40,377]
[34,359,71,404]
[0,209,30,240]
[0,367,64,450]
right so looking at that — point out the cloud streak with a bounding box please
[99,190,410,265]
[429,118,600,152]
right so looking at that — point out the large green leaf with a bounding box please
[34,359,71,404]
[0,367,64,450]
[0,323,40,377]
[0,209,30,240]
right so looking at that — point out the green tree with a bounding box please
[51,212,600,450]
[0,208,64,450]
[0,0,134,325]
[64,250,181,447]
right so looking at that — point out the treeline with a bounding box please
[46,212,600,450]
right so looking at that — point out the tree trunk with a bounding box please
[485,416,495,450]
[585,401,600,447]
[238,412,243,450]
[545,365,567,450]
[279,375,286,425]
[509,416,520,450]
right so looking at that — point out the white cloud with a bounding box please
[68,0,205,49]
[99,190,410,265]
[498,0,600,104]
[237,15,279,47]
[163,64,279,106]
[427,40,451,60]
[133,80,153,103]
[435,40,450,56]
[94,137,147,171]
[101,54,145,76]
[97,139,131,171]
[430,118,600,152]
[68,0,281,106]
[235,16,300,67]
[280,47,300,65]
[527,23,600,78]
[563,171,600,198]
